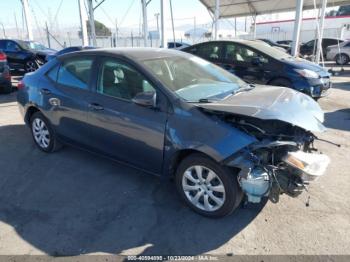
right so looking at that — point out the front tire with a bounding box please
[30,112,61,152]
[175,153,242,218]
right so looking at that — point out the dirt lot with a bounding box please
[0,68,349,256]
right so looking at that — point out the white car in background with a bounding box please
[326,41,350,65]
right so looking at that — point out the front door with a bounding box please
[87,57,168,174]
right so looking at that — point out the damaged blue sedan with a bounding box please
[17,48,330,217]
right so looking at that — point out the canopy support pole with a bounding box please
[160,0,169,48]
[141,0,148,47]
[291,0,304,57]
[214,0,220,40]
[315,0,327,64]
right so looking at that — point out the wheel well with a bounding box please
[24,106,40,124]
[168,149,215,177]
[267,77,293,88]
[336,53,350,59]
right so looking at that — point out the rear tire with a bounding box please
[175,153,242,218]
[25,60,38,73]
[0,83,12,94]
[335,53,349,65]
[30,112,61,152]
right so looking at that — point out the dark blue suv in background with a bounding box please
[182,40,331,99]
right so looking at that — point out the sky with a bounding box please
[0,0,212,31]
[0,0,340,38]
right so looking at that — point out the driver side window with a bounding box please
[97,58,155,101]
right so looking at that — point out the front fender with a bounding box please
[162,107,257,176]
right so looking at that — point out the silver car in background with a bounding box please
[326,41,350,65]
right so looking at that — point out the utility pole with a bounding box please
[78,0,89,46]
[87,0,97,46]
[0,23,6,38]
[14,12,20,39]
[21,0,33,40]
[315,0,327,64]
[45,22,51,48]
[141,0,148,47]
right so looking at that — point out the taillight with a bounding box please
[0,52,7,61]
[17,80,25,89]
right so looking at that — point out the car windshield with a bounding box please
[142,54,248,102]
[248,41,292,60]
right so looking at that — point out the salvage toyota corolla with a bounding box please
[17,48,330,217]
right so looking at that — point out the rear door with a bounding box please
[221,42,271,84]
[43,56,95,146]
[86,56,168,174]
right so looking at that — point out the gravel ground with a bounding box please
[0,68,349,256]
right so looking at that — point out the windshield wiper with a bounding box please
[197,98,213,103]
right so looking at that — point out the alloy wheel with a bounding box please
[337,54,348,65]
[26,61,37,72]
[32,118,50,149]
[182,165,226,212]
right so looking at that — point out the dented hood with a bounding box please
[195,85,326,133]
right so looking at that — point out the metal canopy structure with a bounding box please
[199,0,350,18]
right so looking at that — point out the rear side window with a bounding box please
[57,58,93,90]
[196,43,223,60]
[47,64,60,82]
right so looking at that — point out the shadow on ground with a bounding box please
[0,124,265,256]
[324,108,350,132]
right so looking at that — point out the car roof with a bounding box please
[196,39,280,50]
[59,47,193,61]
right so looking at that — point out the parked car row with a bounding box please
[182,39,331,99]
[0,39,56,73]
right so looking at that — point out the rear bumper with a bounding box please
[0,76,11,89]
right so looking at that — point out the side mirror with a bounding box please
[251,57,262,66]
[132,91,157,108]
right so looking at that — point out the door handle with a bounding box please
[40,88,51,95]
[88,103,104,111]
